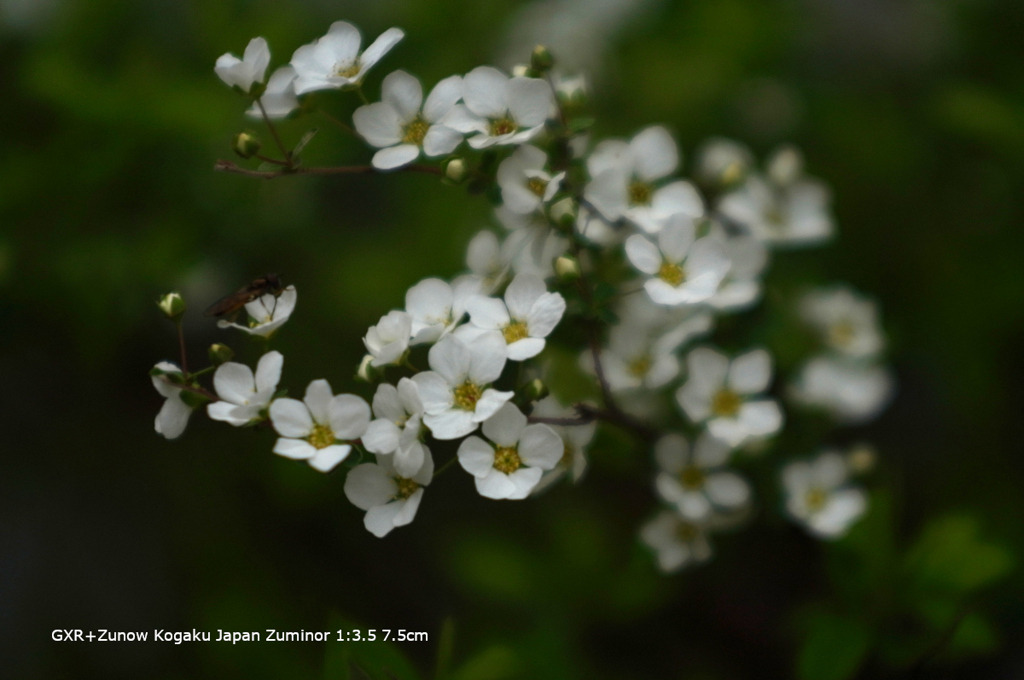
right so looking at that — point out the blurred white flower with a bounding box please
[654,432,750,519]
[584,126,704,233]
[457,402,562,499]
[269,380,370,472]
[151,362,193,440]
[363,310,412,367]
[676,347,783,447]
[207,351,283,426]
[782,451,867,539]
[218,285,297,338]
[442,66,553,149]
[362,378,427,478]
[497,145,565,214]
[624,214,731,306]
[405,277,482,345]
[344,450,433,538]
[463,273,566,361]
[718,146,834,247]
[353,70,464,170]
[246,66,299,119]
[412,334,513,440]
[694,137,753,188]
[291,21,404,94]
[799,286,884,359]
[530,396,596,493]
[640,510,716,573]
[464,230,515,293]
[790,356,894,424]
[705,225,769,312]
[215,37,270,94]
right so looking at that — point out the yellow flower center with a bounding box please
[395,477,419,500]
[675,521,699,542]
[679,466,705,490]
[493,445,522,474]
[453,381,483,411]
[629,180,653,206]
[828,320,856,349]
[402,117,430,146]
[628,355,652,377]
[658,262,685,287]
[559,441,574,469]
[307,423,336,450]
[527,177,548,197]
[502,320,530,344]
[805,488,827,512]
[765,204,787,226]
[335,61,361,79]
[489,118,518,136]
[711,389,742,417]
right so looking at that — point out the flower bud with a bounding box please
[233,131,262,159]
[549,197,577,229]
[530,45,554,73]
[443,157,468,184]
[208,343,235,366]
[846,444,877,475]
[157,292,186,321]
[523,378,549,403]
[511,64,530,78]
[356,354,377,382]
[178,388,210,409]
[555,256,580,281]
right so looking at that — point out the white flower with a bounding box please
[457,402,562,499]
[799,287,884,359]
[362,378,427,477]
[584,126,704,233]
[530,396,596,493]
[290,21,404,95]
[705,225,769,311]
[151,362,193,440]
[718,147,834,247]
[353,70,464,170]
[575,203,621,247]
[639,510,715,573]
[363,310,412,367]
[344,450,433,538]
[405,277,482,345]
[442,66,553,149]
[496,145,565,214]
[676,347,783,447]
[246,66,299,120]
[464,230,514,293]
[463,273,566,361]
[625,214,731,306]
[587,325,687,393]
[782,451,867,539]
[207,351,283,426]
[654,432,750,520]
[412,334,513,440]
[217,285,297,338]
[215,37,270,94]
[790,356,894,424]
[269,380,371,472]
[693,137,752,188]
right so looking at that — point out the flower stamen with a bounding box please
[658,262,685,287]
[502,320,530,344]
[711,389,742,417]
[493,445,522,474]
[308,423,336,449]
[402,117,430,146]
[453,381,483,411]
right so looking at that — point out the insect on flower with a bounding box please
[204,273,285,318]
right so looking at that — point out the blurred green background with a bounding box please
[2,0,1024,678]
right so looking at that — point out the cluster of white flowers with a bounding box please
[152,22,893,562]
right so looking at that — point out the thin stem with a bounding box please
[528,403,658,443]
[319,109,357,136]
[433,456,460,479]
[175,320,189,378]
[255,153,290,166]
[215,159,442,179]
[256,98,292,165]
[354,84,370,105]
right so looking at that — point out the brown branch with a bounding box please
[214,160,443,179]
[529,403,658,443]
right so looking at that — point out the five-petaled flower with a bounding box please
[496,145,565,214]
[344,450,434,538]
[291,21,404,94]
[269,379,371,472]
[362,378,428,478]
[462,273,566,361]
[215,37,270,95]
[151,362,193,440]
[457,402,562,499]
[653,432,750,520]
[781,451,867,539]
[207,351,283,426]
[363,310,412,367]
[443,66,553,149]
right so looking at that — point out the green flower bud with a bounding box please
[157,292,186,321]
[549,197,577,229]
[523,378,549,403]
[555,256,581,281]
[530,45,554,73]
[443,157,468,184]
[846,444,877,475]
[208,343,235,366]
[356,354,377,382]
[233,131,262,159]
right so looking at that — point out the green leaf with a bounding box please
[450,645,519,680]
[434,617,455,680]
[324,615,422,680]
[904,514,1012,595]
[293,127,319,159]
[797,611,872,680]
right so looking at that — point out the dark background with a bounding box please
[1,0,1022,678]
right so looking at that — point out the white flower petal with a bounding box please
[363,419,401,454]
[518,424,562,469]
[308,444,352,472]
[358,27,404,73]
[475,469,518,499]
[467,296,510,330]
[273,437,316,460]
[506,77,552,127]
[463,66,509,119]
[422,125,462,156]
[481,402,525,447]
[372,144,421,170]
[213,362,256,405]
[345,463,398,510]
[506,337,545,361]
[625,234,662,275]
[381,69,422,123]
[505,467,544,499]
[424,409,477,440]
[155,395,191,440]
[255,351,284,394]
[729,349,772,394]
[738,399,783,437]
[458,436,497,477]
[411,371,454,414]
[631,126,678,181]
[353,102,403,147]
[472,389,514,422]
[269,398,314,437]
[423,75,463,122]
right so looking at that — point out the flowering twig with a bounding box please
[529,403,658,443]
[214,160,443,179]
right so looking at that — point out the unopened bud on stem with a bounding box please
[443,157,468,184]
[356,354,378,382]
[555,256,581,281]
[233,131,262,159]
[530,45,554,73]
[208,343,235,366]
[158,292,186,321]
